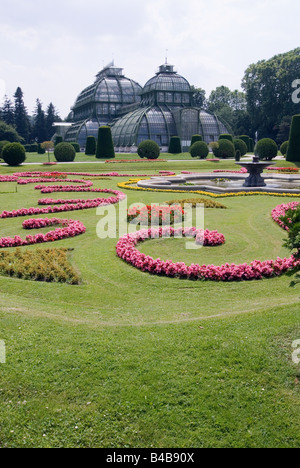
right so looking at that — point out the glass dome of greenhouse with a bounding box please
[141,63,193,107]
[63,61,230,151]
[64,62,142,146]
[143,64,191,93]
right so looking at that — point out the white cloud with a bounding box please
[0,24,39,50]
[0,0,299,117]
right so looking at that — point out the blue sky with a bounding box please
[0,0,299,118]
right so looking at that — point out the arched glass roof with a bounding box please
[111,106,177,147]
[111,105,230,149]
[143,64,191,94]
[71,64,142,121]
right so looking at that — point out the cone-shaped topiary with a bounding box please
[85,136,96,156]
[190,135,203,147]
[96,126,115,159]
[55,136,63,146]
[286,115,300,162]
[168,136,182,154]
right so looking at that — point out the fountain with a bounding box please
[235,156,276,187]
[137,157,300,195]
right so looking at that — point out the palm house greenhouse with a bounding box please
[64,61,229,152]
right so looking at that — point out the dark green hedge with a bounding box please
[190,141,209,159]
[96,126,115,159]
[219,134,233,143]
[255,138,278,161]
[239,135,251,152]
[212,139,235,159]
[168,136,182,154]
[190,135,203,147]
[54,142,76,162]
[85,136,96,155]
[286,115,300,162]
[138,140,160,159]
[2,142,26,166]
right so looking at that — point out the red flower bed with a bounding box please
[127,204,185,226]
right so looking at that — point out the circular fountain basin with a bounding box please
[137,171,300,195]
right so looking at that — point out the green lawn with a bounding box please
[0,157,299,448]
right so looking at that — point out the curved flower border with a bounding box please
[116,204,300,282]
[0,218,86,248]
[0,171,127,247]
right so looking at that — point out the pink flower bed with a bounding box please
[105,159,167,163]
[0,175,19,182]
[181,168,248,175]
[271,201,300,230]
[0,170,129,248]
[0,218,86,248]
[213,168,248,173]
[0,187,126,219]
[12,170,175,179]
[116,203,300,282]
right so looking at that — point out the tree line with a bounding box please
[1,48,300,147]
[0,87,61,144]
[192,47,300,144]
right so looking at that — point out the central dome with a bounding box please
[143,64,191,94]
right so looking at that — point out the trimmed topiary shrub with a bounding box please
[190,135,203,147]
[2,142,26,166]
[96,126,115,159]
[280,141,289,157]
[55,136,63,146]
[233,138,248,157]
[239,135,251,152]
[219,134,233,143]
[211,139,235,159]
[70,142,80,153]
[168,136,182,154]
[0,140,10,158]
[37,143,46,154]
[30,143,38,153]
[190,141,209,159]
[286,115,300,162]
[54,142,76,162]
[138,140,160,160]
[255,138,278,161]
[85,136,96,156]
[235,150,241,161]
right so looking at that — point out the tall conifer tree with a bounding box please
[14,87,30,142]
